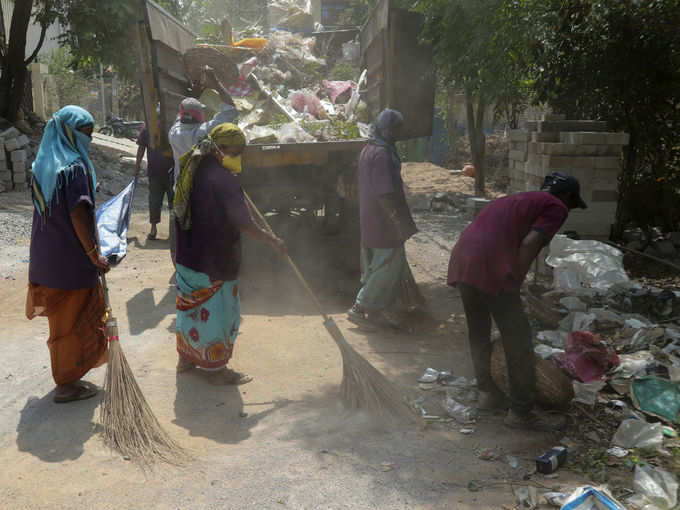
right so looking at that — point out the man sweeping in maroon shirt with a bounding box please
[448,172,587,431]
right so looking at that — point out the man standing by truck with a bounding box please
[168,66,238,263]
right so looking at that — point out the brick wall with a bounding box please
[508,114,629,238]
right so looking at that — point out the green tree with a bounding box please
[524,0,680,233]
[413,0,530,195]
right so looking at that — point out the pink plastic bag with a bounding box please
[290,92,326,118]
[322,80,356,104]
[555,331,620,382]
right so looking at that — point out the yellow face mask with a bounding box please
[215,146,243,174]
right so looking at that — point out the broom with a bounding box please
[97,257,187,464]
[243,192,416,423]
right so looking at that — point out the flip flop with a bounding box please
[53,382,98,403]
[206,369,253,386]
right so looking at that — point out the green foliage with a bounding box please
[522,0,680,231]
[328,62,359,82]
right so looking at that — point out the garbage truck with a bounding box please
[134,0,434,272]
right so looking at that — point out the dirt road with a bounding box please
[0,163,585,509]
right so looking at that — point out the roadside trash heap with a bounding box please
[0,126,40,193]
[414,234,679,509]
[184,28,369,145]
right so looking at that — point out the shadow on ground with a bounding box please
[16,386,99,462]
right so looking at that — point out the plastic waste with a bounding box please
[633,464,678,509]
[616,351,656,379]
[442,395,476,424]
[631,377,680,424]
[245,125,279,144]
[546,235,635,292]
[342,39,360,63]
[417,368,439,383]
[507,455,519,469]
[606,446,629,458]
[96,178,136,262]
[321,80,356,104]
[543,492,568,507]
[345,69,367,121]
[537,330,568,349]
[559,486,626,510]
[555,332,620,383]
[290,91,326,119]
[572,380,605,406]
[611,419,664,450]
[535,344,565,360]
[559,296,587,312]
[278,122,315,143]
[515,486,538,509]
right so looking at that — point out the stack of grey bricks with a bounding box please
[508,114,629,238]
[1,127,35,192]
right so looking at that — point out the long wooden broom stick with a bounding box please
[243,192,416,422]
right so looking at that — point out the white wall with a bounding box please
[1,0,64,59]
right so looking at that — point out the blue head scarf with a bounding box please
[31,105,96,217]
[370,108,403,168]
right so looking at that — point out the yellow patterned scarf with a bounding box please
[173,123,246,231]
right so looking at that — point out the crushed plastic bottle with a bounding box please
[443,396,476,424]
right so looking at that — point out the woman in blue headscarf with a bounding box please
[26,105,111,403]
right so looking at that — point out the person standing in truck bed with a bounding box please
[168,66,238,265]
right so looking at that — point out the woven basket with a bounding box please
[184,47,240,87]
[490,340,573,409]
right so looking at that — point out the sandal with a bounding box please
[53,381,98,403]
[205,368,253,386]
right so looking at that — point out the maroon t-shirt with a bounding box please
[448,191,568,295]
[29,165,99,290]
[358,144,417,248]
[175,155,253,281]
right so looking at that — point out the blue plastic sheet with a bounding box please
[96,178,137,263]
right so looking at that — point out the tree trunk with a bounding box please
[465,87,487,197]
[0,0,33,122]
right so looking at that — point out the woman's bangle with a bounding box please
[85,245,98,256]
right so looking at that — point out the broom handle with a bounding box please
[243,191,329,322]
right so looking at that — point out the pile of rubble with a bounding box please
[0,126,40,193]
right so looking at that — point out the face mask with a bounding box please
[74,130,92,154]
[215,146,242,174]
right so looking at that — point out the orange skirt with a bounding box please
[26,282,108,386]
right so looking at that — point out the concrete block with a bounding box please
[11,149,27,163]
[524,120,538,132]
[12,171,27,183]
[0,159,6,171]
[532,132,561,143]
[538,120,609,133]
[510,140,528,151]
[540,155,597,170]
[542,113,567,121]
[560,131,629,145]
[4,137,19,152]
[0,127,20,140]
[509,150,527,161]
[563,202,617,238]
[509,130,529,142]
[13,182,28,192]
[594,157,621,170]
[0,170,12,183]
[594,168,620,181]
[15,134,29,148]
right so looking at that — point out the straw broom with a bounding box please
[98,262,187,464]
[243,192,416,423]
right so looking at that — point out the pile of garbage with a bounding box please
[187,26,369,145]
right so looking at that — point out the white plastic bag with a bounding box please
[611,419,664,450]
[633,464,678,509]
[547,235,634,292]
[278,122,315,143]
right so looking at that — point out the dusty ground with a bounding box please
[0,161,588,510]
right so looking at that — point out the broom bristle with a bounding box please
[324,320,417,423]
[100,339,189,465]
